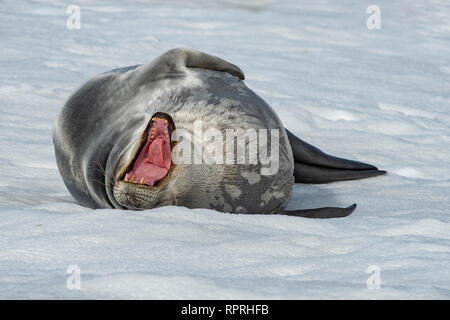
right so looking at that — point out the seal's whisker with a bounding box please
[91,178,107,187]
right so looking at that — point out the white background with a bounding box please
[0,0,449,298]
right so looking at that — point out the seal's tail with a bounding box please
[286,129,386,184]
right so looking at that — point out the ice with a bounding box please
[0,0,449,299]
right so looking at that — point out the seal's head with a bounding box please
[112,112,177,210]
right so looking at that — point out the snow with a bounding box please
[0,0,449,299]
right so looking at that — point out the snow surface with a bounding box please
[1,0,449,299]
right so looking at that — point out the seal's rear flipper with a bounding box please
[286,129,386,183]
[294,162,386,183]
[279,203,356,218]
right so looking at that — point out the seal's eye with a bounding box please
[119,112,175,187]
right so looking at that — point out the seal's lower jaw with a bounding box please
[119,112,175,188]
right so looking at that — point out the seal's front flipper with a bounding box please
[286,129,386,184]
[136,48,245,84]
[182,48,245,80]
[279,203,356,218]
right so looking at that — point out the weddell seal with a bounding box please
[53,48,386,218]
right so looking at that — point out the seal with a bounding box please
[53,48,385,218]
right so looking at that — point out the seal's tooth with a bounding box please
[164,119,168,124]
[140,178,144,184]
[124,173,128,182]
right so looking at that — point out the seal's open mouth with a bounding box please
[119,112,175,187]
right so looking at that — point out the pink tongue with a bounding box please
[148,137,171,169]
[127,129,172,186]
[132,164,168,186]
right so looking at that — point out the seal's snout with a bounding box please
[118,112,175,188]
[113,180,161,210]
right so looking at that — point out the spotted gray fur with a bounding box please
[54,48,294,214]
